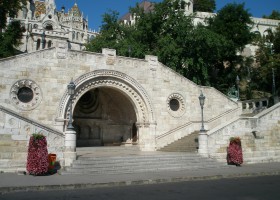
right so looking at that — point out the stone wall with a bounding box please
[208,103,280,163]
[0,47,239,152]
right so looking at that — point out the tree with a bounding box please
[208,3,253,51]
[0,21,25,58]
[0,0,27,31]
[0,0,27,58]
[253,25,280,99]
[263,10,280,20]
[193,0,216,13]
[86,0,249,91]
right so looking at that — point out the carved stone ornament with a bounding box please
[10,79,42,111]
[167,93,186,118]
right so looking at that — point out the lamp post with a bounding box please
[198,90,208,157]
[199,91,206,132]
[67,79,76,130]
[64,79,77,167]
[25,23,32,53]
[236,75,240,100]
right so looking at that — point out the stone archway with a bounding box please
[73,87,138,147]
[56,70,156,150]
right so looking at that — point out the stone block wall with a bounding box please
[208,103,280,163]
[0,47,239,152]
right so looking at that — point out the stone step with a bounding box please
[158,132,199,152]
[69,162,224,171]
[0,134,12,141]
[76,146,140,153]
[0,146,28,152]
[61,148,228,175]
[0,159,26,173]
[72,157,218,166]
[61,164,229,175]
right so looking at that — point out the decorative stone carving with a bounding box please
[167,93,186,118]
[56,70,155,125]
[10,79,42,111]
[102,48,116,65]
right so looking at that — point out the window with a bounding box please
[36,39,41,50]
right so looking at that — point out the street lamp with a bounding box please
[25,23,32,53]
[236,75,240,100]
[67,79,76,130]
[199,90,206,132]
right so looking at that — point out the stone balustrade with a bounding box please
[241,98,269,115]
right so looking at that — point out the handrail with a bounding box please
[0,105,64,137]
[156,108,240,142]
[156,121,193,140]
[207,102,280,137]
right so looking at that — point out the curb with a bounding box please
[1,171,280,195]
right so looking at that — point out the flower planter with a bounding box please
[26,134,49,175]
[227,137,243,166]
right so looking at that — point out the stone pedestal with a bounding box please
[64,129,77,167]
[198,131,209,157]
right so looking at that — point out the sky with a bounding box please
[54,0,280,31]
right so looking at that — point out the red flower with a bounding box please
[26,134,49,175]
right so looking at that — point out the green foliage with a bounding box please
[86,0,254,93]
[253,25,280,98]
[0,0,27,30]
[193,0,216,12]
[32,133,46,141]
[274,26,280,54]
[0,21,24,58]
[208,3,253,51]
[0,0,27,58]
[263,10,280,20]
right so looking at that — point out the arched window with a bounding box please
[48,41,52,48]
[36,39,41,50]
[76,32,80,40]
[72,31,75,40]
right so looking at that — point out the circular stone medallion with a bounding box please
[167,93,186,118]
[10,79,42,111]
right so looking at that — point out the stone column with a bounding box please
[64,129,77,166]
[137,122,157,151]
[198,130,209,157]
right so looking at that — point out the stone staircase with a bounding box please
[0,134,27,173]
[60,146,229,175]
[158,131,199,152]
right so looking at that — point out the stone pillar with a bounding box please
[64,129,77,166]
[198,130,209,157]
[137,122,156,151]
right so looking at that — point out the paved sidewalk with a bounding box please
[0,162,280,194]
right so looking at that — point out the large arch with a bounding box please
[56,70,156,148]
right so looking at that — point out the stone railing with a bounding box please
[155,108,241,149]
[241,98,269,115]
[207,102,280,162]
[0,105,63,137]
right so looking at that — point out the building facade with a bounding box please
[9,0,98,53]
[1,1,280,171]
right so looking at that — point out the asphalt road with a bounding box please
[1,175,280,200]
